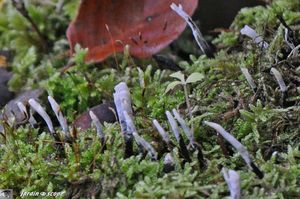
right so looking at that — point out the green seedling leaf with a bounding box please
[170,71,185,82]
[165,81,181,93]
[185,72,204,84]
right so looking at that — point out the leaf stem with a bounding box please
[183,84,194,132]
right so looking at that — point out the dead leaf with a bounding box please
[67,0,198,62]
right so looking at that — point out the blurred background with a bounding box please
[196,0,265,32]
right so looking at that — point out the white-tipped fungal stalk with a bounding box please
[240,68,257,92]
[240,25,268,49]
[17,101,37,126]
[203,121,251,167]
[288,44,300,58]
[284,28,295,49]
[222,167,241,199]
[270,68,287,92]
[164,153,174,165]
[172,109,194,144]
[133,131,158,160]
[89,110,105,141]
[163,153,175,172]
[113,82,133,138]
[166,111,180,143]
[48,96,69,135]
[3,107,16,127]
[28,98,54,134]
[124,111,157,159]
[205,121,264,178]
[153,119,171,144]
[170,3,210,56]
[17,101,28,119]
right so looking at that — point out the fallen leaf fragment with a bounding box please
[67,0,198,62]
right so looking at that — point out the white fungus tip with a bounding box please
[270,68,287,92]
[204,121,252,167]
[28,98,54,134]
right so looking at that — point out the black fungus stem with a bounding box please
[193,143,206,169]
[179,134,191,163]
[250,162,264,179]
[153,54,183,71]
[281,91,288,108]
[124,138,133,158]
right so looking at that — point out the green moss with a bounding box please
[213,32,239,48]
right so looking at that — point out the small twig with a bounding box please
[12,0,49,52]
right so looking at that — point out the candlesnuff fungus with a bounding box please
[153,119,176,152]
[113,82,134,157]
[166,110,191,162]
[28,98,55,134]
[166,111,181,143]
[3,89,44,126]
[153,119,171,145]
[204,121,264,178]
[67,0,198,62]
[172,108,206,168]
[288,44,300,59]
[17,101,37,127]
[285,28,296,49]
[163,153,175,173]
[240,67,257,93]
[270,68,287,93]
[124,111,157,160]
[16,101,30,125]
[170,3,212,57]
[89,110,105,143]
[240,25,268,49]
[113,82,133,135]
[48,96,69,136]
[222,167,241,199]
[172,109,194,145]
[16,101,28,119]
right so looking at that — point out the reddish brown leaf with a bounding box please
[67,0,198,62]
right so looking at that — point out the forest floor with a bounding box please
[0,0,300,198]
